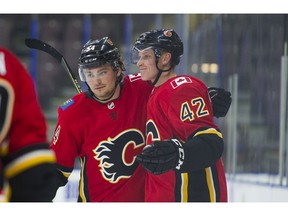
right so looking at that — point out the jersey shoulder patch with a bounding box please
[128,73,142,82]
[60,98,75,110]
[170,76,193,89]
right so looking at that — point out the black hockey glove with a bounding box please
[136,139,185,175]
[8,163,63,202]
[208,87,232,118]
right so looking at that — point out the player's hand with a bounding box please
[136,139,185,175]
[208,87,232,118]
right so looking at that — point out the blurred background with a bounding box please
[1,14,288,201]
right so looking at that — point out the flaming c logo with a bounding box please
[107,38,114,46]
[93,129,145,183]
[164,30,173,37]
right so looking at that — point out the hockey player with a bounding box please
[0,47,60,201]
[51,37,231,202]
[133,29,228,202]
[51,37,151,201]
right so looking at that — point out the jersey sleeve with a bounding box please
[50,106,79,176]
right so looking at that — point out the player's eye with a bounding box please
[86,73,93,78]
[100,71,106,75]
[139,53,152,61]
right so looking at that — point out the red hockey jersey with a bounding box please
[0,48,48,154]
[51,74,152,202]
[145,75,227,202]
[0,48,55,201]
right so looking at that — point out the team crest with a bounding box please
[93,129,145,183]
[107,38,114,46]
[164,30,173,37]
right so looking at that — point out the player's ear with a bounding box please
[162,52,172,65]
[116,69,122,77]
[116,70,123,82]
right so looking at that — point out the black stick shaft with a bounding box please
[25,38,82,93]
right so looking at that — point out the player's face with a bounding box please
[136,48,159,82]
[84,64,121,100]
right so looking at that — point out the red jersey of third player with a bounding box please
[0,48,47,154]
[0,47,57,201]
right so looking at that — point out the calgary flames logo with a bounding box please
[93,129,145,183]
[164,30,173,37]
[146,119,160,144]
[107,38,114,46]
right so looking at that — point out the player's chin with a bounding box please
[92,90,106,98]
[139,72,150,81]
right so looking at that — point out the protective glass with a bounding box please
[78,62,109,81]
[130,46,155,64]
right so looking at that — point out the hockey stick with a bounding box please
[25,38,82,93]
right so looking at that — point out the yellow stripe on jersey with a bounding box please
[205,167,216,202]
[0,78,15,146]
[59,170,71,178]
[0,181,11,202]
[79,157,86,202]
[181,173,188,202]
[5,184,11,202]
[0,139,9,157]
[4,150,56,178]
[194,128,223,139]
